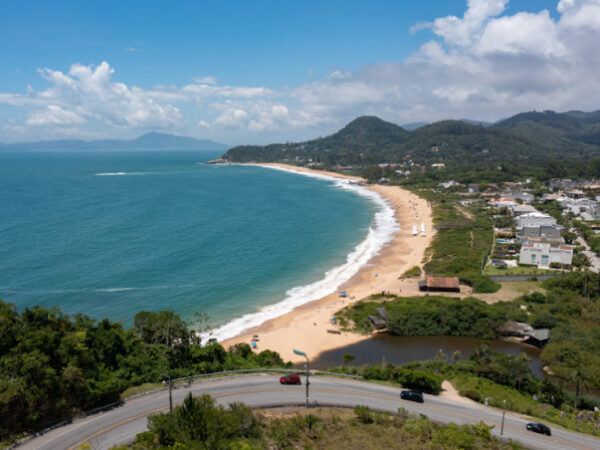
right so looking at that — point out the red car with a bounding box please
[280,374,301,385]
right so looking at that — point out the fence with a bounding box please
[488,273,562,282]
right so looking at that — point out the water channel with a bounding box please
[310,335,543,377]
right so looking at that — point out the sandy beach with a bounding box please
[221,163,434,363]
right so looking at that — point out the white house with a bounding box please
[516,212,556,229]
[519,242,573,268]
[490,197,518,208]
[512,204,538,216]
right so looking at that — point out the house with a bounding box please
[500,321,533,337]
[490,197,518,208]
[506,192,534,204]
[512,204,538,216]
[542,192,566,202]
[431,163,445,169]
[519,242,573,268]
[565,189,586,199]
[524,329,550,348]
[516,212,556,230]
[418,276,460,293]
[559,197,594,215]
[518,224,564,242]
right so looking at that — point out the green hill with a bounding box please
[222,111,600,171]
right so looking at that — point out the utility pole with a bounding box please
[169,375,173,412]
[501,398,506,435]
[294,349,310,408]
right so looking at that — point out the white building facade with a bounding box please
[519,242,573,268]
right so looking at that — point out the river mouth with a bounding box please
[309,335,543,377]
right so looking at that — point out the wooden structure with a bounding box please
[418,276,460,293]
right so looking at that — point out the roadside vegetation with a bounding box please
[115,395,520,449]
[0,301,290,442]
[334,272,600,435]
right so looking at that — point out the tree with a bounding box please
[342,353,356,366]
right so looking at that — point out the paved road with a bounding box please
[18,374,600,450]
[576,236,600,273]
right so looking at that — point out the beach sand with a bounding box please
[221,163,434,364]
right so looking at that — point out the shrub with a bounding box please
[354,405,374,424]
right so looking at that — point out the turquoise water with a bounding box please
[0,151,385,335]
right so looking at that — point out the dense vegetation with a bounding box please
[222,111,600,183]
[419,191,499,292]
[335,272,600,405]
[335,295,515,339]
[118,394,519,449]
[0,301,289,441]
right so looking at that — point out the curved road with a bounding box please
[18,374,600,450]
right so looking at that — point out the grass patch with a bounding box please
[120,382,163,399]
[418,190,499,293]
[401,266,422,278]
[483,266,556,276]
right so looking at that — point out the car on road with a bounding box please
[526,422,551,436]
[280,374,301,385]
[400,390,424,403]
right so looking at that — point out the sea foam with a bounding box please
[201,166,399,343]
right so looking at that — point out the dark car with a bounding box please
[280,374,301,385]
[526,422,551,436]
[400,390,424,403]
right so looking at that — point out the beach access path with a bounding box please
[221,163,434,363]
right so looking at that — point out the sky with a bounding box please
[1,0,599,145]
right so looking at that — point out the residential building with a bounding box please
[518,224,564,244]
[519,242,573,268]
[516,212,556,229]
[490,197,518,208]
[512,204,538,216]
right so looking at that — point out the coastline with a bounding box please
[220,163,434,363]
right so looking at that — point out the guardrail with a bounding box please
[8,368,362,449]
[170,368,363,384]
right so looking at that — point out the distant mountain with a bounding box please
[460,119,493,127]
[0,132,229,151]
[492,110,600,148]
[401,122,429,131]
[222,111,600,167]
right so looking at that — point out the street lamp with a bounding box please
[293,349,310,408]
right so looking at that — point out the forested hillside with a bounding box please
[222,111,600,169]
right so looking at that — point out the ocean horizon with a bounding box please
[1,150,396,339]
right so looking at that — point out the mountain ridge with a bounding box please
[0,132,229,151]
[222,110,600,166]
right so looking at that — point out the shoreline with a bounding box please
[220,163,434,363]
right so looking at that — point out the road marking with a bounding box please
[67,386,595,450]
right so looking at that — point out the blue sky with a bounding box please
[0,0,597,144]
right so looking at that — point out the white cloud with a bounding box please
[26,105,85,126]
[1,1,600,143]
[193,76,217,85]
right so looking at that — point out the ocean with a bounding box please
[0,150,396,339]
